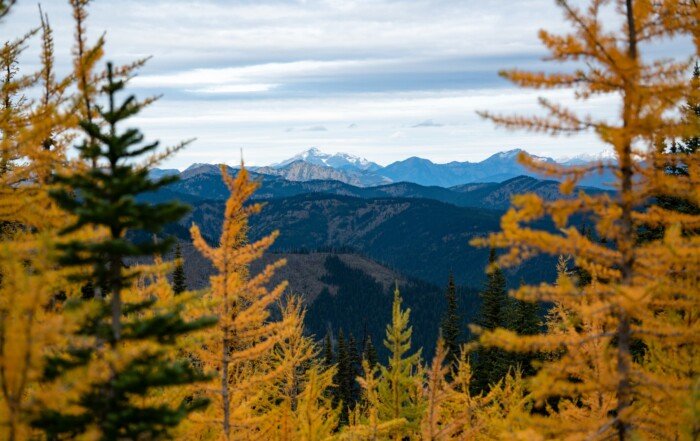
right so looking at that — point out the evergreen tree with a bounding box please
[324,330,334,366]
[37,63,215,440]
[171,242,186,295]
[679,63,700,156]
[347,333,362,403]
[572,226,593,288]
[376,286,424,440]
[362,335,378,369]
[439,272,460,368]
[335,329,353,425]
[80,280,95,300]
[333,330,362,425]
[479,249,507,331]
[472,248,509,392]
[503,292,541,377]
[360,322,369,356]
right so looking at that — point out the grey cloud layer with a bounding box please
[5,0,693,168]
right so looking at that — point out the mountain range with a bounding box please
[162,167,606,211]
[162,147,616,189]
[146,186,560,287]
[139,147,611,291]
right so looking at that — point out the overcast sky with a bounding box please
[4,0,693,169]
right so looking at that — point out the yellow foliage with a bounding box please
[0,5,85,438]
[475,1,700,439]
[337,360,407,441]
[259,297,339,440]
[189,164,293,440]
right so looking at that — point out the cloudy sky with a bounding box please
[5,0,692,169]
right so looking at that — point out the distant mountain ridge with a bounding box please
[164,169,607,211]
[255,160,391,187]
[160,147,616,189]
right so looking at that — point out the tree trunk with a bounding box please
[222,332,231,440]
[615,1,638,439]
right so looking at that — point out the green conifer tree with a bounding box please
[503,291,541,377]
[363,335,378,369]
[335,329,353,425]
[171,242,186,295]
[472,248,509,393]
[440,272,460,369]
[377,286,424,440]
[36,63,215,440]
[80,280,95,300]
[324,330,334,367]
[572,226,594,288]
[347,333,362,403]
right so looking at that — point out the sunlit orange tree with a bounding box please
[0,3,84,438]
[189,164,294,440]
[475,0,700,439]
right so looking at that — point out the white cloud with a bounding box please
[3,0,692,170]
[129,87,617,168]
[187,84,278,94]
[411,119,443,128]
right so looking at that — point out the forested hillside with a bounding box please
[149,191,558,286]
[153,243,482,360]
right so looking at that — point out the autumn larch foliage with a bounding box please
[189,164,293,440]
[0,3,89,438]
[475,0,700,439]
[1,2,215,438]
[258,296,339,440]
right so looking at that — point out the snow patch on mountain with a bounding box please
[274,147,381,172]
[559,148,617,165]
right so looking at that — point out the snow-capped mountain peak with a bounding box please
[274,148,381,172]
[495,148,524,159]
[483,148,554,164]
[299,147,323,159]
[559,148,617,165]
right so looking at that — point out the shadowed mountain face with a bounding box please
[165,169,607,211]
[139,164,600,288]
[158,245,480,360]
[150,190,558,288]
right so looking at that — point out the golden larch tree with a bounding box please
[0,4,86,438]
[190,164,293,440]
[376,286,424,441]
[257,296,339,440]
[475,0,700,439]
[337,360,407,441]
